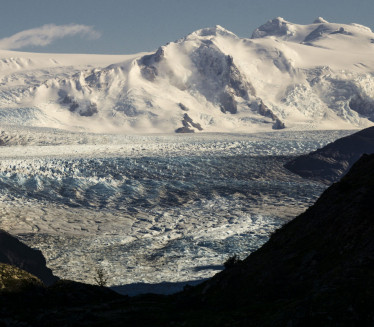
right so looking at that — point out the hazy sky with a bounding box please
[0,0,373,54]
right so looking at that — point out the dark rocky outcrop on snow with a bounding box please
[0,230,58,286]
[139,47,165,82]
[178,103,189,111]
[284,126,374,183]
[175,113,203,133]
[58,91,98,117]
[349,94,374,122]
[272,118,285,130]
[303,24,332,43]
[251,100,286,130]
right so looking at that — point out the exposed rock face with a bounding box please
[349,94,374,122]
[303,24,332,43]
[302,24,353,44]
[284,126,374,183]
[178,103,189,111]
[190,44,256,115]
[0,230,58,286]
[272,118,285,130]
[253,100,286,129]
[175,113,203,133]
[58,91,98,117]
[219,92,237,114]
[139,47,165,81]
[330,27,353,36]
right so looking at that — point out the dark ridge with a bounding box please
[139,47,164,81]
[284,126,374,183]
[257,100,278,120]
[303,24,331,43]
[58,91,98,117]
[178,103,189,111]
[175,126,194,133]
[250,100,285,129]
[349,94,374,122]
[0,230,58,286]
[272,118,285,130]
[219,92,237,114]
[175,113,203,133]
[330,27,353,36]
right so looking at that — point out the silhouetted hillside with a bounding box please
[180,153,374,326]
[0,230,58,286]
[285,127,374,183]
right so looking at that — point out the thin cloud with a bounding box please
[0,24,101,50]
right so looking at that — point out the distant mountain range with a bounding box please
[0,17,374,133]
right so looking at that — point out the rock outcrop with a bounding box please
[284,126,374,183]
[0,230,58,286]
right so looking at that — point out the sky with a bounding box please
[0,0,373,54]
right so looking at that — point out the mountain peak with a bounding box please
[313,17,329,24]
[189,25,238,39]
[251,17,295,39]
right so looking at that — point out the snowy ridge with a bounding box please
[0,18,374,132]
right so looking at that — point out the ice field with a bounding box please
[0,128,355,286]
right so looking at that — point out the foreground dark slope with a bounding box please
[285,126,374,183]
[1,154,374,326]
[0,229,58,286]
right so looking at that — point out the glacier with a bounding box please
[0,127,354,285]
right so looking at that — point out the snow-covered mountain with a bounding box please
[1,17,374,133]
